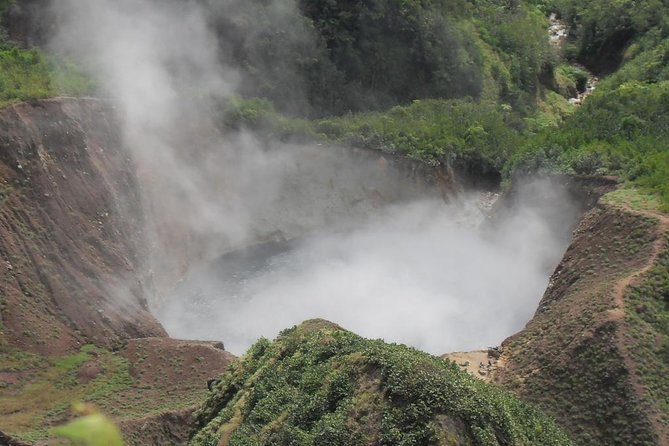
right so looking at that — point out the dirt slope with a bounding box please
[494,201,669,445]
[0,98,166,355]
[0,99,238,444]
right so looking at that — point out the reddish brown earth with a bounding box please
[0,99,236,444]
[0,98,166,355]
[493,202,668,445]
[116,338,235,446]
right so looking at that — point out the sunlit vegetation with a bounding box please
[192,320,572,446]
[0,44,52,106]
[511,81,669,210]
[0,43,94,107]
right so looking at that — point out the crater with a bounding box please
[154,143,583,355]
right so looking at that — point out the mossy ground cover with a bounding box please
[601,187,665,214]
[0,340,230,443]
[0,345,131,442]
[624,235,669,435]
[192,320,572,446]
[0,44,52,107]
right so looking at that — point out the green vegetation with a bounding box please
[508,0,669,210]
[554,64,588,96]
[313,99,521,171]
[0,341,218,443]
[0,44,52,106]
[529,0,669,72]
[211,0,554,116]
[0,0,13,15]
[217,0,669,210]
[0,345,131,441]
[601,188,665,214]
[2,0,667,208]
[53,403,124,446]
[511,81,669,211]
[0,9,93,109]
[192,320,572,446]
[0,42,94,107]
[625,236,669,432]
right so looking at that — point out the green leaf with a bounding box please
[53,412,124,446]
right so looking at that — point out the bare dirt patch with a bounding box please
[442,349,505,383]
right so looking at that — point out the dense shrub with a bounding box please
[192,320,573,446]
[206,0,553,117]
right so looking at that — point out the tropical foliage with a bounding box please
[192,320,573,446]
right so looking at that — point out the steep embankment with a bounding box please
[0,98,164,355]
[0,97,482,445]
[0,99,235,445]
[494,199,669,445]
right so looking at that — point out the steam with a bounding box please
[49,1,579,355]
[160,181,577,355]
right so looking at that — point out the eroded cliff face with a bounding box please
[0,98,166,355]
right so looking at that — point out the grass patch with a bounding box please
[601,187,664,214]
[0,345,132,439]
[0,44,52,106]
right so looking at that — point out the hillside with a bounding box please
[0,98,164,354]
[493,198,669,445]
[191,319,572,446]
[0,0,668,445]
[0,99,236,445]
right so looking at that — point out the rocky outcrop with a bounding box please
[0,431,31,446]
[0,98,165,355]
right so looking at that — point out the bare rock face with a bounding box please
[0,98,166,355]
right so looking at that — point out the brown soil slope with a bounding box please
[494,203,669,446]
[0,337,234,444]
[0,99,235,445]
[0,98,166,355]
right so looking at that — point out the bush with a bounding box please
[0,42,94,107]
[192,320,573,446]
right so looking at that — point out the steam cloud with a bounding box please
[50,0,579,355]
[159,183,577,355]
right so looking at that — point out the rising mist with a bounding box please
[159,180,578,355]
[49,0,579,355]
